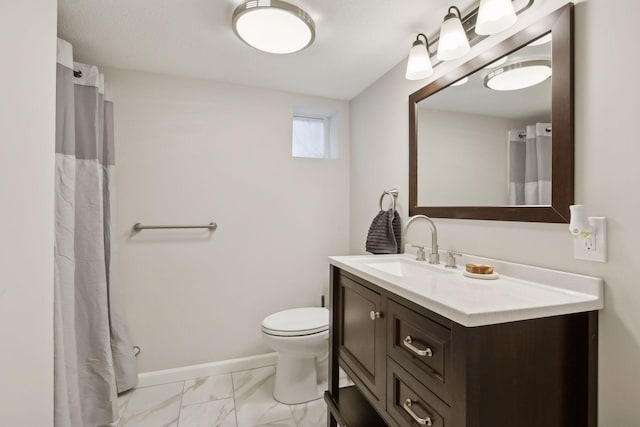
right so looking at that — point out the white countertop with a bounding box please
[329,253,603,327]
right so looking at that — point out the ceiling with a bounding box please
[57,0,477,100]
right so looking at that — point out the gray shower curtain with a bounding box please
[54,38,137,427]
[508,123,552,205]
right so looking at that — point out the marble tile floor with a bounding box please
[118,365,350,427]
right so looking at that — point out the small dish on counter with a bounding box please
[463,270,499,280]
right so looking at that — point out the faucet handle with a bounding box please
[445,251,462,269]
[411,245,426,261]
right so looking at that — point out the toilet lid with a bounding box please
[262,307,329,337]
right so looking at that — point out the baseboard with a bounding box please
[136,352,278,388]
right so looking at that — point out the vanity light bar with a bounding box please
[406,0,534,79]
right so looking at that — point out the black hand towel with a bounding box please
[366,209,402,254]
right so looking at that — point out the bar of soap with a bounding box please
[465,263,494,274]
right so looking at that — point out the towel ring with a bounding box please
[379,189,399,212]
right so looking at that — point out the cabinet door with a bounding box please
[338,273,386,402]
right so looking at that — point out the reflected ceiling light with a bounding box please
[475,0,517,35]
[451,76,469,86]
[483,55,508,69]
[528,32,553,46]
[232,0,315,54]
[437,6,470,61]
[405,33,434,80]
[484,60,552,91]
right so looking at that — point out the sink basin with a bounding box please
[363,258,453,277]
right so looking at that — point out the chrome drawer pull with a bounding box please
[403,398,433,426]
[403,336,433,357]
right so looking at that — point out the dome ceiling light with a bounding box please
[232,0,316,54]
[484,60,552,91]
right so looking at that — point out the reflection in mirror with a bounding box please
[417,34,552,207]
[409,4,574,223]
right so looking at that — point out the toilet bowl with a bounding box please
[261,307,329,404]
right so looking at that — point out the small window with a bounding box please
[292,115,329,159]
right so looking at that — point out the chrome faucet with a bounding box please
[403,215,439,264]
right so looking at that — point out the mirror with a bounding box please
[409,4,573,223]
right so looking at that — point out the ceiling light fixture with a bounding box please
[232,0,316,54]
[437,6,471,61]
[405,33,434,80]
[403,0,535,81]
[484,60,552,91]
[475,0,517,35]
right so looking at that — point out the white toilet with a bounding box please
[261,307,329,404]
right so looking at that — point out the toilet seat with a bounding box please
[262,307,328,337]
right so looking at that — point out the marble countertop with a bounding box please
[329,253,603,327]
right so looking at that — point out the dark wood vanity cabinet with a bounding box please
[326,266,598,427]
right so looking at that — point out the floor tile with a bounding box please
[252,418,297,427]
[115,362,338,427]
[182,374,234,406]
[290,398,327,427]
[338,367,354,388]
[178,398,236,427]
[120,381,183,427]
[232,366,293,427]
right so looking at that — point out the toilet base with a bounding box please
[273,354,324,405]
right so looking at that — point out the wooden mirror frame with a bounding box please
[409,4,574,223]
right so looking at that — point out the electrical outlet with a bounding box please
[574,217,607,262]
[584,237,595,251]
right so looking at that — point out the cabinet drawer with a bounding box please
[387,300,452,401]
[387,358,451,427]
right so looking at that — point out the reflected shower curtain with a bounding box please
[508,123,552,205]
[54,38,137,427]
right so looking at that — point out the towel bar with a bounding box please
[133,222,217,231]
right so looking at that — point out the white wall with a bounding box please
[418,108,526,206]
[350,0,640,424]
[0,1,57,425]
[104,69,350,372]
